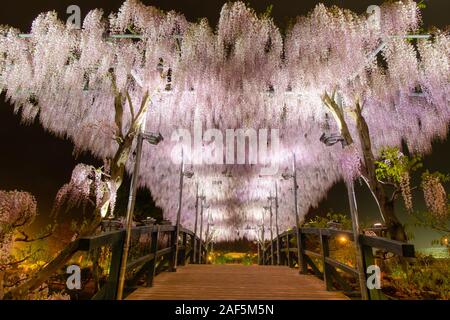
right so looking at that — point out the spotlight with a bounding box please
[282,172,293,180]
[183,171,194,178]
[142,132,164,145]
[319,132,345,147]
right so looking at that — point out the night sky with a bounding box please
[0,0,448,248]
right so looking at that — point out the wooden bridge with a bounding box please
[126,264,348,300]
[70,224,415,300]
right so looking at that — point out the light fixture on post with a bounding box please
[143,216,156,226]
[319,132,347,147]
[101,214,122,232]
[281,153,306,273]
[173,148,194,271]
[117,130,163,300]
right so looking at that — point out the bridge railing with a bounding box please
[63,224,206,300]
[260,227,415,300]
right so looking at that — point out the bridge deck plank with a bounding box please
[126,264,349,300]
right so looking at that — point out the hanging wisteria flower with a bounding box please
[340,145,362,183]
[399,172,413,212]
[422,173,448,220]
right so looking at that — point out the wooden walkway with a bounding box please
[127,264,349,300]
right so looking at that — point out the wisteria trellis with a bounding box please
[0,0,448,241]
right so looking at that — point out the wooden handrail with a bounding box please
[261,226,415,300]
[71,224,205,300]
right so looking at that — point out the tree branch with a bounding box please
[321,91,354,146]
[15,230,53,243]
[109,70,124,141]
[126,91,135,123]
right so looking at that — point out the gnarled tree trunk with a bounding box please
[354,102,407,242]
[323,92,407,242]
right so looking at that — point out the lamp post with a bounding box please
[116,131,163,300]
[174,148,194,270]
[282,153,306,273]
[198,199,209,264]
[193,185,201,264]
[263,203,274,265]
[258,221,266,265]
[205,217,214,263]
[268,186,280,266]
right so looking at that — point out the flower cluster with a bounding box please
[340,145,362,183]
[422,174,448,220]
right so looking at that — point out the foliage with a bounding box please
[375,147,422,184]
[383,254,450,300]
[303,212,353,230]
[0,190,71,300]
[211,252,256,265]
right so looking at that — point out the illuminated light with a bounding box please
[338,235,349,244]
[373,222,383,228]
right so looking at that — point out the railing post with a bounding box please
[178,232,187,266]
[361,242,383,300]
[320,231,332,291]
[107,231,125,300]
[146,226,160,287]
[190,234,195,263]
[257,242,261,265]
[286,233,291,267]
[346,181,369,300]
[297,228,308,274]
[169,228,177,272]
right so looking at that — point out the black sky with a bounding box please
[0,0,448,248]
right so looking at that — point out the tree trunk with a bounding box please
[354,103,407,242]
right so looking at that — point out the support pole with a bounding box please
[198,199,204,264]
[193,185,199,264]
[275,182,280,265]
[117,134,144,300]
[173,149,185,271]
[292,153,306,273]
[269,200,274,266]
[205,212,211,262]
[347,181,369,300]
